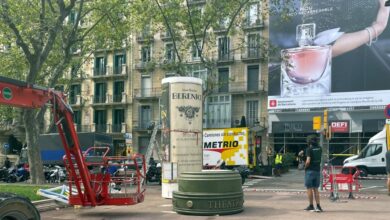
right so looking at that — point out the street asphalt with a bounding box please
[40,169,390,220]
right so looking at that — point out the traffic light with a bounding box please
[326,126,332,140]
[313,116,321,130]
[323,109,328,129]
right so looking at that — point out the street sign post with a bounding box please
[385,104,390,119]
[3,143,9,155]
[385,104,390,150]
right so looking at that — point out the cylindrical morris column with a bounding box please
[160,77,203,198]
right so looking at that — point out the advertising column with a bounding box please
[161,77,203,198]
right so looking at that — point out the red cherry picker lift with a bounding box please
[0,76,147,208]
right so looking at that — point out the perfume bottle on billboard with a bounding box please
[281,23,332,97]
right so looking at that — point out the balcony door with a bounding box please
[247,33,260,58]
[246,3,259,26]
[141,76,152,97]
[247,65,259,91]
[218,37,230,60]
[140,105,151,129]
[141,46,151,63]
[95,56,106,75]
[113,81,124,102]
[94,82,106,103]
[246,100,258,127]
[218,68,229,93]
[70,84,81,104]
[73,110,82,132]
[114,54,126,74]
[94,110,107,133]
[112,109,125,133]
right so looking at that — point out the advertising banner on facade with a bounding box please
[203,128,249,166]
[330,120,350,133]
[268,0,390,111]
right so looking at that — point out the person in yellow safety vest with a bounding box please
[274,153,283,177]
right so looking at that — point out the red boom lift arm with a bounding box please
[0,76,97,206]
[0,76,146,206]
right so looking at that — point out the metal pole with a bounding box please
[320,108,328,191]
[320,130,324,191]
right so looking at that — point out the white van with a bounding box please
[343,127,387,177]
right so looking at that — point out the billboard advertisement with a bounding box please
[268,0,390,111]
[203,128,248,166]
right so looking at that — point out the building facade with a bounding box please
[63,0,270,167]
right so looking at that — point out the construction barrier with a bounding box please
[322,165,362,200]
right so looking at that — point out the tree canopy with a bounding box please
[0,0,133,183]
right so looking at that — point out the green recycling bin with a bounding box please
[172,170,244,215]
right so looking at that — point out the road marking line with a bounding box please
[360,186,382,190]
[161,211,176,214]
[160,204,172,207]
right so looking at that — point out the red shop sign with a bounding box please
[330,121,349,133]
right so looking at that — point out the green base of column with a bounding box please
[172,170,244,216]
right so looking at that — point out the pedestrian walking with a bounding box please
[274,152,283,177]
[303,135,323,212]
[297,149,305,170]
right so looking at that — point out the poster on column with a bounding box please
[268,0,390,112]
[203,128,249,166]
[160,82,171,162]
[164,77,203,174]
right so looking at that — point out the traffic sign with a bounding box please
[3,143,9,149]
[385,104,390,119]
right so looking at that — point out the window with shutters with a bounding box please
[246,100,259,127]
[94,56,106,76]
[218,68,229,93]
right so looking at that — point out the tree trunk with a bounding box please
[23,109,45,184]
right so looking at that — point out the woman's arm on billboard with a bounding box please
[332,0,389,57]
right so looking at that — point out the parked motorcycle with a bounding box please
[0,167,10,182]
[146,160,161,185]
[46,165,66,183]
[6,165,30,183]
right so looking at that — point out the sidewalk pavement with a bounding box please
[40,169,390,220]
